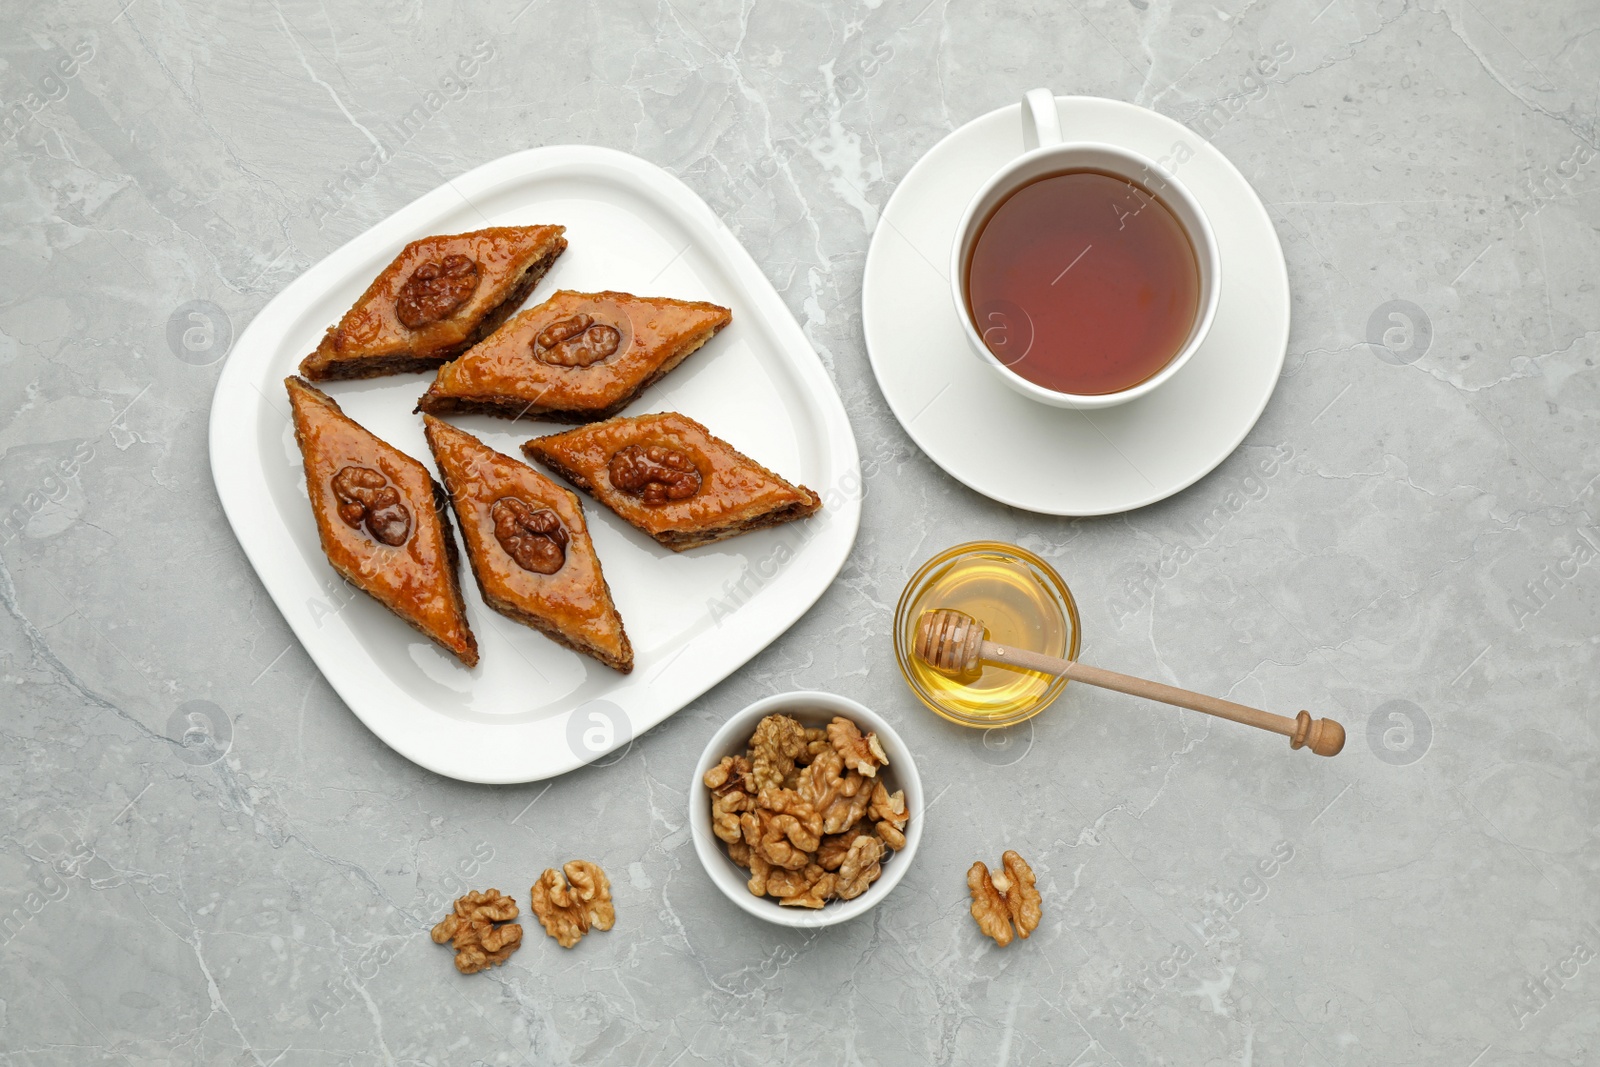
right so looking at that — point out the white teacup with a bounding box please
[950,88,1221,410]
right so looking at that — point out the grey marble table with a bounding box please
[4,0,1598,1063]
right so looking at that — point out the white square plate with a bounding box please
[209,147,860,784]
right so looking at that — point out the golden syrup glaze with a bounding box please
[521,412,818,538]
[419,290,731,415]
[422,416,629,666]
[285,377,477,665]
[302,225,566,372]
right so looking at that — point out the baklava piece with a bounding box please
[298,225,567,380]
[416,290,731,422]
[522,412,820,551]
[285,376,477,665]
[423,416,632,672]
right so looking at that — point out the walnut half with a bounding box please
[835,834,885,901]
[827,716,888,778]
[868,781,909,851]
[430,889,523,974]
[491,497,568,574]
[534,313,622,367]
[529,860,615,949]
[608,444,703,505]
[968,850,1042,947]
[331,465,411,546]
[396,253,480,328]
[740,789,823,871]
[748,714,809,792]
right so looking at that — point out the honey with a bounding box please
[894,542,1080,727]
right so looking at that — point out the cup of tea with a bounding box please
[950,89,1221,409]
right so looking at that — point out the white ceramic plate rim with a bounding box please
[209,146,860,784]
[862,95,1290,516]
[688,690,924,928]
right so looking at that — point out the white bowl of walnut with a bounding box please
[690,690,924,928]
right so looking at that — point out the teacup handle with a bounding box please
[1021,88,1062,151]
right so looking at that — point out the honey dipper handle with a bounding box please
[979,642,1345,757]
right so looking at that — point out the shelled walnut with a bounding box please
[396,253,479,328]
[968,850,1042,947]
[331,465,411,546]
[802,726,831,761]
[817,825,874,871]
[827,716,887,777]
[868,781,909,851]
[741,788,824,870]
[430,889,523,974]
[490,497,567,574]
[835,834,885,900]
[607,443,702,503]
[797,748,873,835]
[749,714,809,791]
[534,313,622,368]
[710,782,752,845]
[705,712,910,909]
[529,860,615,949]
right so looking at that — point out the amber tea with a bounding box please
[965,169,1201,396]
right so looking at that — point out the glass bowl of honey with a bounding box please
[893,541,1080,728]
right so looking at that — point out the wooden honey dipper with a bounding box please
[915,608,1345,756]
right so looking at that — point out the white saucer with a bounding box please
[862,96,1289,516]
